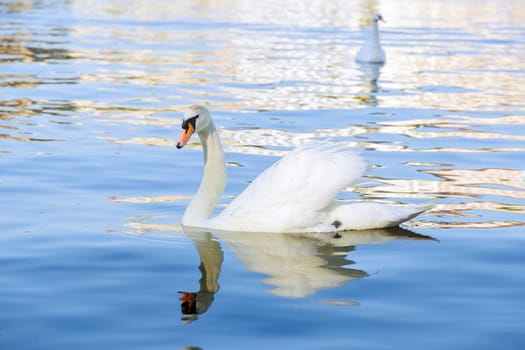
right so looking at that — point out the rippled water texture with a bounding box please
[1,1,524,349]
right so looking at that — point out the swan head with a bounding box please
[372,13,385,23]
[176,105,212,149]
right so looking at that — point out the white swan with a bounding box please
[176,105,429,233]
[356,13,386,64]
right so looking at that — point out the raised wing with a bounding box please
[213,143,367,232]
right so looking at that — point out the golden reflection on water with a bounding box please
[3,0,523,112]
[358,167,525,229]
[59,0,525,112]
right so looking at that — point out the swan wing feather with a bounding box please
[214,143,367,231]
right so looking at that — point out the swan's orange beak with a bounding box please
[177,123,195,149]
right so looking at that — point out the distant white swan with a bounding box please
[176,105,429,233]
[356,13,386,64]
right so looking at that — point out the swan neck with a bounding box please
[183,122,226,226]
[371,21,380,45]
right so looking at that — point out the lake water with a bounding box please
[1,0,524,349]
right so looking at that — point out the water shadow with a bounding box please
[356,62,383,107]
[179,227,434,322]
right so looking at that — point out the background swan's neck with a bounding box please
[182,122,227,226]
[371,21,381,48]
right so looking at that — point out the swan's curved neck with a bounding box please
[182,122,226,226]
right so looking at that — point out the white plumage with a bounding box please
[356,13,386,64]
[176,105,429,233]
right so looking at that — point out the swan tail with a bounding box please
[329,202,432,231]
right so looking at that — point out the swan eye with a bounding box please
[182,115,199,130]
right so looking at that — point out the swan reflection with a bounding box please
[356,62,383,107]
[178,231,223,323]
[179,227,434,322]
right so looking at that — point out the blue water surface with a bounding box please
[1,1,524,349]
